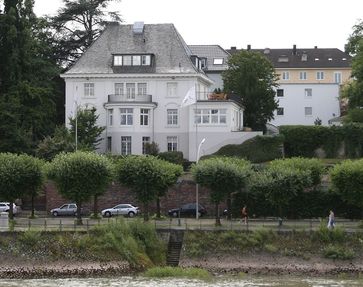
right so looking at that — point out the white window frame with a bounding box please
[167,136,178,151]
[299,71,307,80]
[132,55,141,66]
[115,83,124,96]
[142,55,151,66]
[195,109,227,125]
[140,109,149,126]
[304,88,312,98]
[107,136,112,152]
[277,107,284,116]
[316,71,324,80]
[305,107,313,116]
[120,108,133,125]
[121,136,132,155]
[137,83,147,96]
[167,109,178,126]
[113,56,122,66]
[334,72,342,84]
[84,83,94,97]
[167,82,178,98]
[142,136,150,154]
[123,55,132,66]
[126,83,136,99]
[276,89,284,97]
[213,58,223,65]
[108,109,113,126]
[282,71,290,80]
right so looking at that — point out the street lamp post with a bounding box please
[196,138,206,220]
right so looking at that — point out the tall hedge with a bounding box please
[209,135,284,163]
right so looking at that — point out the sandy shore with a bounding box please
[180,254,363,276]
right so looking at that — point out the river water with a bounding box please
[0,276,362,287]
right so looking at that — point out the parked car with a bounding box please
[168,203,207,218]
[0,202,18,215]
[101,204,139,218]
[50,203,78,217]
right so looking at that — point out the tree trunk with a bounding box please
[93,195,98,217]
[143,202,149,222]
[9,200,14,220]
[156,197,161,219]
[76,201,83,225]
[227,194,232,220]
[31,193,35,218]
[215,203,221,226]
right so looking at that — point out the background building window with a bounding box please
[142,136,150,154]
[316,71,324,80]
[132,55,141,66]
[277,89,284,97]
[137,83,147,96]
[120,108,133,125]
[123,56,132,66]
[195,109,226,124]
[84,83,94,97]
[107,137,112,152]
[277,107,284,115]
[113,56,122,66]
[115,83,124,95]
[213,58,223,65]
[167,109,178,125]
[305,107,313,116]
[142,55,151,66]
[167,136,178,151]
[121,136,132,155]
[140,109,149,126]
[299,71,307,80]
[334,72,342,84]
[108,109,113,126]
[305,88,312,97]
[282,71,289,80]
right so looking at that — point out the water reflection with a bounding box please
[0,276,362,287]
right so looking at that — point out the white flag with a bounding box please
[181,86,196,107]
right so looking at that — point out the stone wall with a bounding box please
[44,180,226,216]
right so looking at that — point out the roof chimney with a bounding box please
[247,44,251,51]
[293,44,297,55]
[230,46,237,50]
[314,46,318,49]
[133,21,144,34]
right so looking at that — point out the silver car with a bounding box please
[101,204,139,218]
[51,203,77,217]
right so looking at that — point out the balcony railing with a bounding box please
[108,94,152,103]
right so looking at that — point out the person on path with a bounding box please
[327,210,335,229]
[241,205,248,224]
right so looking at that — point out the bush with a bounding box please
[208,135,284,163]
[158,151,184,165]
[323,245,354,260]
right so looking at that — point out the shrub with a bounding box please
[158,151,184,165]
[18,230,42,248]
[323,245,355,260]
[209,135,284,163]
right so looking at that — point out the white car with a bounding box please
[101,204,139,218]
[0,202,18,214]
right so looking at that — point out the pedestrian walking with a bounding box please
[327,210,335,229]
[241,205,248,224]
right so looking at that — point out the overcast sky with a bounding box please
[33,0,363,51]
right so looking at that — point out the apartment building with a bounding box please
[61,23,260,160]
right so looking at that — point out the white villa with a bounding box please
[61,22,260,161]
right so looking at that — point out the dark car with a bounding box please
[168,203,207,218]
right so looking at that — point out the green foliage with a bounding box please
[143,141,159,156]
[312,225,346,243]
[115,155,183,221]
[344,108,363,123]
[158,151,184,165]
[36,126,75,161]
[209,135,284,163]
[69,107,105,151]
[18,230,42,248]
[346,20,363,55]
[323,245,355,260]
[222,50,279,131]
[0,153,44,218]
[47,151,113,223]
[330,159,363,208]
[144,267,211,280]
[268,157,324,186]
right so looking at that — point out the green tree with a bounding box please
[222,50,279,131]
[0,0,60,153]
[346,20,363,55]
[36,126,75,161]
[330,159,363,211]
[191,157,252,225]
[69,107,105,151]
[49,0,122,67]
[47,151,113,224]
[0,153,44,219]
[115,156,183,221]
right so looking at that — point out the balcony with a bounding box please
[108,94,153,103]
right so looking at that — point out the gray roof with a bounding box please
[66,23,199,75]
[189,45,230,71]
[227,47,351,69]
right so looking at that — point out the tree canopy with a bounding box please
[222,50,279,131]
[346,20,363,55]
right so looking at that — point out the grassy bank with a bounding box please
[0,219,166,269]
[183,226,363,261]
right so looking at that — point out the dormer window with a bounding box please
[301,53,308,61]
[213,58,223,65]
[328,58,333,61]
[315,58,319,61]
[113,54,152,66]
[278,55,289,62]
